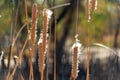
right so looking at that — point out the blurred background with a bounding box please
[0,0,120,80]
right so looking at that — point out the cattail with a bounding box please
[71,34,82,80]
[42,9,53,53]
[38,9,53,80]
[30,3,37,45]
[28,3,38,80]
[38,32,44,80]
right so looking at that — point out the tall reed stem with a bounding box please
[86,0,90,80]
[54,16,56,80]
[9,36,28,80]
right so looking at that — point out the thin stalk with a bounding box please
[86,16,90,80]
[86,0,90,80]
[37,0,46,17]
[13,0,20,39]
[13,23,27,46]
[49,3,71,10]
[24,0,29,30]
[54,15,56,80]
[29,47,34,80]
[7,43,13,80]
[7,0,15,78]
[46,18,52,80]
[9,35,28,80]
[39,42,44,80]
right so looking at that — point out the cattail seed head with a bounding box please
[71,34,82,79]
[30,3,38,45]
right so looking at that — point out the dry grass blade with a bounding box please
[49,3,71,10]
[7,23,26,79]
[24,0,29,30]
[92,43,118,55]
[9,36,28,80]
[13,23,27,46]
[30,3,37,45]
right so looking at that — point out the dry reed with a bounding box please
[9,36,28,80]
[54,16,56,80]
[86,0,90,80]
[24,0,29,30]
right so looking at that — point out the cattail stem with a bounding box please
[7,43,13,80]
[85,0,90,80]
[29,49,34,80]
[54,16,57,80]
